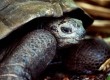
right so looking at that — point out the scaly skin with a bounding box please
[0,29,56,80]
[63,38,110,74]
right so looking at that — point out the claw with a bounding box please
[99,58,110,71]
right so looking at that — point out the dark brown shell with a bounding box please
[0,0,79,39]
[63,38,110,74]
[0,29,56,80]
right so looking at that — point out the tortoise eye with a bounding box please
[61,27,72,34]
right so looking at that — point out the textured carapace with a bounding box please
[46,17,85,47]
[0,0,78,39]
[63,38,110,74]
[0,29,56,80]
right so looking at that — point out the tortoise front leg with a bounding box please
[0,30,56,80]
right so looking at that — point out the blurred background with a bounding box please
[74,0,110,44]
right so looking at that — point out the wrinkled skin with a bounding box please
[47,17,85,47]
[0,30,57,80]
[63,38,110,74]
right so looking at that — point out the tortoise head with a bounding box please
[46,17,85,48]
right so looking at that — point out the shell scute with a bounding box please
[0,0,77,39]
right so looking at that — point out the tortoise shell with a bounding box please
[0,0,78,39]
[0,0,93,40]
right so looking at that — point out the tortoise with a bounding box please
[0,17,86,80]
[0,0,94,80]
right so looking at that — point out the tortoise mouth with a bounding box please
[57,37,85,48]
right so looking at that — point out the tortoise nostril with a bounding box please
[81,31,86,38]
[77,29,86,39]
